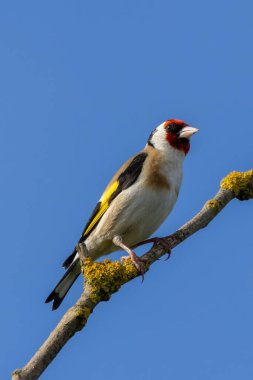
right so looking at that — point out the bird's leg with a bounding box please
[112,236,148,280]
[134,237,171,260]
[76,242,89,266]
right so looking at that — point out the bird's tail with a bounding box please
[45,257,81,310]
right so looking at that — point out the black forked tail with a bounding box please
[62,248,77,269]
[45,259,81,310]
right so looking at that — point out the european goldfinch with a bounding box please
[46,119,198,309]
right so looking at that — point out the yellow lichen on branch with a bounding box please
[81,258,143,304]
[74,306,91,330]
[205,199,222,212]
[220,170,253,200]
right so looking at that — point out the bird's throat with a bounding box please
[166,132,190,155]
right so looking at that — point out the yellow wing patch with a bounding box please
[83,180,119,236]
[100,180,119,203]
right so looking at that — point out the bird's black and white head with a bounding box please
[147,119,198,155]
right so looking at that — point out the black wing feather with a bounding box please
[109,152,148,203]
[64,152,148,268]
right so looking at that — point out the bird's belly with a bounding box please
[86,184,178,259]
[121,187,177,246]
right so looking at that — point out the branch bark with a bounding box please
[12,170,253,380]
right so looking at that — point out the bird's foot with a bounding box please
[121,251,148,282]
[152,237,171,253]
[134,237,171,260]
[112,235,148,281]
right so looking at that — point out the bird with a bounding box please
[45,119,198,310]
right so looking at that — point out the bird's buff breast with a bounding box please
[85,181,179,259]
[120,183,179,245]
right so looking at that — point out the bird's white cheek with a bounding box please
[152,128,168,151]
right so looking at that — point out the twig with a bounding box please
[12,170,253,380]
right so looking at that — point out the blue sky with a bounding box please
[1,1,253,379]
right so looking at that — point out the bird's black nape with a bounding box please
[147,129,155,147]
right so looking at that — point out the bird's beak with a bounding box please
[179,126,199,139]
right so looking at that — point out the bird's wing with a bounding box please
[81,151,148,240]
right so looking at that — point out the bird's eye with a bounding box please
[166,123,178,133]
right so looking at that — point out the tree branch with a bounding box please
[12,170,253,380]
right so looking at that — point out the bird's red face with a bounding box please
[163,119,198,155]
[147,119,198,155]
